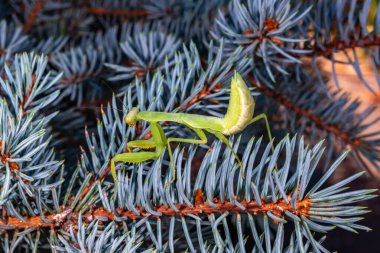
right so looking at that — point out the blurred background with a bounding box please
[321,51,379,252]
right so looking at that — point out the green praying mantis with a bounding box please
[110,72,274,189]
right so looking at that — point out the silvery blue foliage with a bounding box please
[212,0,312,80]
[106,30,182,82]
[0,20,29,67]
[0,53,63,229]
[0,0,378,252]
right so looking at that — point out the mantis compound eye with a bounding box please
[125,107,139,127]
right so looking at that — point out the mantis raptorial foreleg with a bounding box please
[165,127,207,188]
[110,122,167,184]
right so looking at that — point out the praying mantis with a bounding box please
[110,72,273,188]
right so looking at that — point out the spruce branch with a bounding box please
[33,36,68,56]
[0,20,29,68]
[1,53,61,115]
[212,0,312,80]
[0,131,374,252]
[305,35,380,58]
[49,46,106,105]
[106,30,181,82]
[0,53,63,232]
[87,0,226,42]
[23,0,45,32]
[42,27,121,105]
[300,0,380,90]
[48,82,375,251]
[87,7,150,18]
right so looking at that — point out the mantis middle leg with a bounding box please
[207,129,244,177]
[209,113,275,177]
[165,127,208,188]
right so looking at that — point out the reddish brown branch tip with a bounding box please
[0,140,21,174]
[19,74,36,116]
[181,82,223,110]
[307,35,380,58]
[23,0,45,33]
[242,18,282,45]
[60,72,99,86]
[77,166,111,205]
[87,8,149,18]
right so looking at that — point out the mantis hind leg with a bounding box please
[249,113,278,171]
[208,130,245,178]
[249,113,274,146]
[165,128,207,188]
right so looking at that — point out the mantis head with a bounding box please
[125,107,139,127]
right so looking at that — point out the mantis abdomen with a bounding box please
[221,73,255,135]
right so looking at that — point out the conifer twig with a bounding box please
[23,0,45,32]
